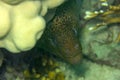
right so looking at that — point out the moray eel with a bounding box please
[38,0,82,64]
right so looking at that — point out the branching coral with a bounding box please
[0,0,65,53]
[84,0,120,43]
[84,0,120,30]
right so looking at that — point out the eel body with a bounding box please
[38,0,82,64]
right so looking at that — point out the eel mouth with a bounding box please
[57,43,82,64]
[65,53,82,64]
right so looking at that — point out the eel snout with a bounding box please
[60,43,82,64]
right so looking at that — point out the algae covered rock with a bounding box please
[79,0,120,68]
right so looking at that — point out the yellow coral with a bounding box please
[48,71,56,79]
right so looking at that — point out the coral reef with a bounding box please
[0,0,120,80]
[0,48,66,80]
[23,50,65,80]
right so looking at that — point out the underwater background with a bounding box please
[0,0,120,80]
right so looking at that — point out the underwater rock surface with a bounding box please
[81,22,120,68]
[80,0,120,68]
